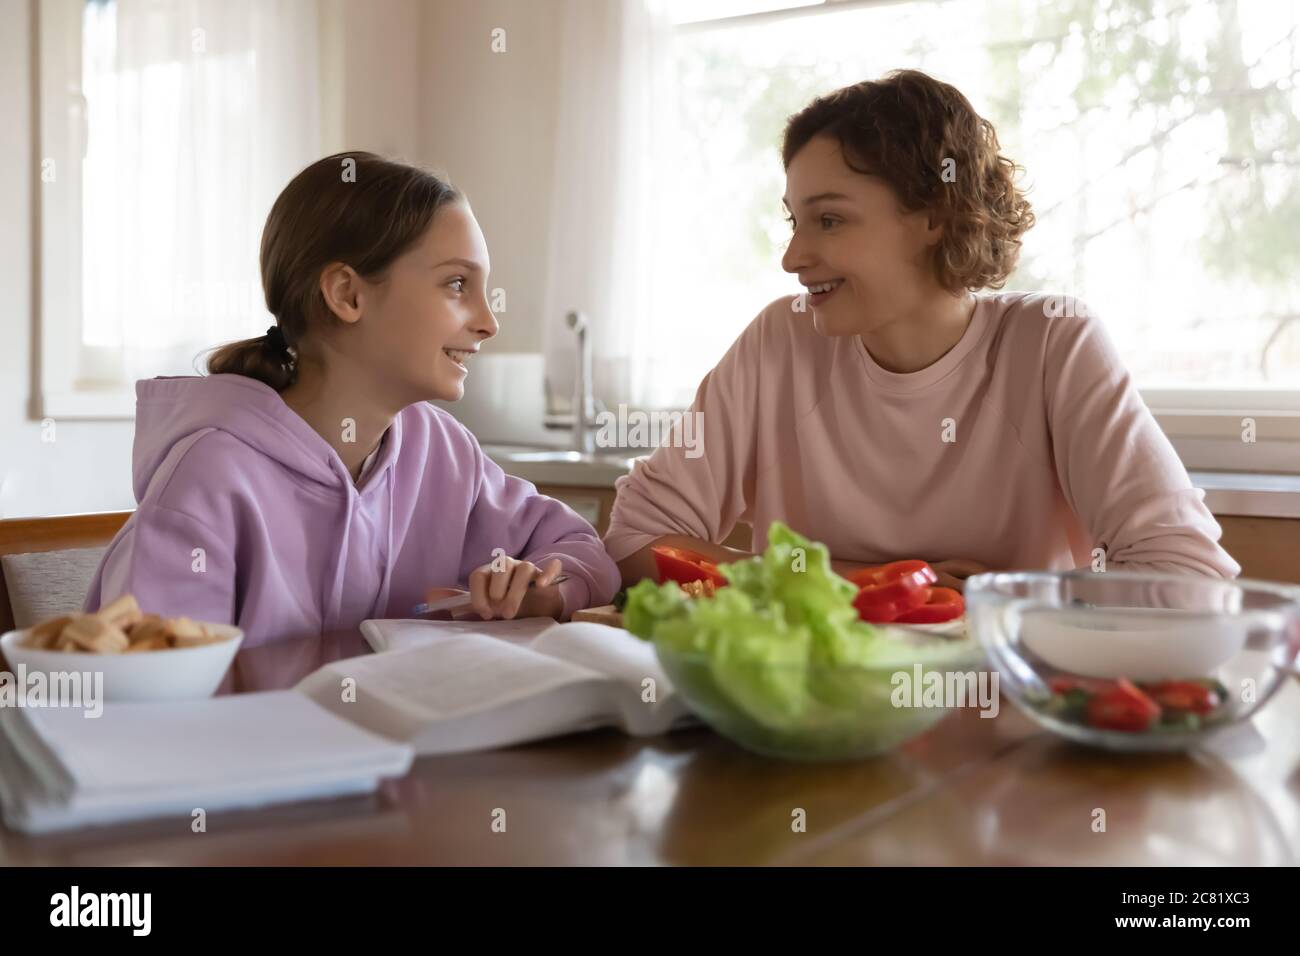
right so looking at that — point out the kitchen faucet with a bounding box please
[548,310,603,452]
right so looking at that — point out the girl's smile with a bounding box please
[442,347,477,371]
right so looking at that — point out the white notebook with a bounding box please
[0,692,414,835]
[294,619,695,756]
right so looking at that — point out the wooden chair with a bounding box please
[0,512,133,633]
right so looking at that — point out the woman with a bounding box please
[605,70,1238,590]
[84,152,620,645]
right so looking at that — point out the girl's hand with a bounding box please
[928,559,991,593]
[467,556,565,621]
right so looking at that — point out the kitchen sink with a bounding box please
[481,444,645,488]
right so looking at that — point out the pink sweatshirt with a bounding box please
[604,292,1240,579]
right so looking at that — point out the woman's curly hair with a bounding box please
[782,70,1035,293]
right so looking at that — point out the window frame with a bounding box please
[37,0,138,420]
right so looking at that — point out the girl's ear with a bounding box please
[320,262,364,325]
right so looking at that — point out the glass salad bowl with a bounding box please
[965,570,1300,752]
[626,521,997,761]
[654,627,988,762]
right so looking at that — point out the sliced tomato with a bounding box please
[1085,678,1160,732]
[1142,680,1219,715]
[651,545,729,588]
[893,587,965,624]
[849,561,938,623]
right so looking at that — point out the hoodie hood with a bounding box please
[131,374,373,502]
[132,374,402,630]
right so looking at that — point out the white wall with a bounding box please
[1,0,551,518]
[417,0,561,355]
[319,0,423,161]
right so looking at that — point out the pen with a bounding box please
[410,573,570,616]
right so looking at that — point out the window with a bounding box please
[658,0,1300,470]
[37,0,321,418]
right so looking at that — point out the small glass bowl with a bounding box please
[965,570,1300,752]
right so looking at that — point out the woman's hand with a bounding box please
[463,556,565,621]
[928,559,991,593]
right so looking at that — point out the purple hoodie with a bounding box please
[83,374,620,646]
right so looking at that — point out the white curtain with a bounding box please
[541,0,678,412]
[79,0,321,385]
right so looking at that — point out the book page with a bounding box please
[346,620,696,744]
[297,632,632,754]
[360,617,555,652]
[530,622,669,692]
[529,623,693,735]
[301,632,608,728]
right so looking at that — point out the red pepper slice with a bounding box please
[846,560,937,591]
[854,588,931,622]
[651,545,729,588]
[1142,680,1218,715]
[1049,675,1115,696]
[1085,678,1160,732]
[849,561,938,623]
[892,586,965,624]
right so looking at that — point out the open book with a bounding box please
[295,619,696,757]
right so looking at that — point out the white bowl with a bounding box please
[1,622,243,702]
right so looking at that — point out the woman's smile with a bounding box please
[803,277,845,306]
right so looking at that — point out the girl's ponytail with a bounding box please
[206,324,296,391]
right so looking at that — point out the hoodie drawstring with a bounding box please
[372,467,396,618]
[325,458,397,631]
[325,463,356,632]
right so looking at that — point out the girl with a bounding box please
[606,70,1239,590]
[84,152,620,645]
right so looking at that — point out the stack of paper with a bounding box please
[0,691,413,834]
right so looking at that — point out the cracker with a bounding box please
[62,615,130,654]
[98,594,143,630]
[169,617,217,647]
[127,616,172,647]
[25,614,73,649]
[125,633,170,652]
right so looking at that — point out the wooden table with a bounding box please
[2,629,1298,865]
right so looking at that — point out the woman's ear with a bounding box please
[319,262,363,325]
[922,210,944,245]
